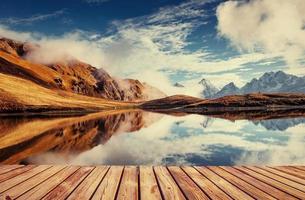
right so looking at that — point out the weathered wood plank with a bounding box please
[235,166,305,199]
[66,166,109,200]
[0,165,35,183]
[246,166,305,192]
[0,165,304,200]
[274,166,305,179]
[17,166,80,200]
[91,166,124,200]
[154,166,186,200]
[0,165,50,193]
[208,166,276,200]
[182,166,232,200]
[168,166,209,200]
[117,166,138,200]
[262,166,305,185]
[195,166,254,200]
[42,166,94,200]
[139,166,162,200]
[1,166,65,199]
[0,165,24,175]
[291,166,305,172]
[221,166,298,200]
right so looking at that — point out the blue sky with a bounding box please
[0,0,304,96]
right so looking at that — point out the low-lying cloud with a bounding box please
[216,0,305,74]
[1,0,301,97]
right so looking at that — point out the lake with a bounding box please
[0,110,304,166]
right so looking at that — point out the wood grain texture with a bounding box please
[235,166,305,199]
[41,166,93,200]
[182,166,232,200]
[67,166,109,200]
[261,166,305,185]
[246,166,305,192]
[0,165,304,200]
[0,165,50,193]
[208,166,276,200]
[274,166,305,179]
[195,166,254,200]
[0,165,35,183]
[168,166,209,200]
[139,166,162,200]
[0,165,24,175]
[17,166,80,200]
[221,166,298,200]
[117,166,139,200]
[91,166,124,200]
[2,166,65,199]
[154,166,186,200]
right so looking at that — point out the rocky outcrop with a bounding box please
[0,37,165,102]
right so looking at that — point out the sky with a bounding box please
[0,0,304,96]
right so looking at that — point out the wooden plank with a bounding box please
[182,166,232,200]
[195,166,254,200]
[168,166,209,200]
[117,166,138,200]
[221,166,298,200]
[0,165,50,193]
[154,166,186,200]
[0,165,35,183]
[235,166,305,199]
[274,166,305,179]
[17,166,80,200]
[246,166,305,192]
[208,166,276,200]
[0,165,24,175]
[67,166,109,200]
[139,166,162,200]
[42,166,94,200]
[91,166,124,200]
[2,166,65,199]
[262,166,305,185]
[291,166,305,172]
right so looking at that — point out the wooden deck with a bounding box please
[0,165,304,199]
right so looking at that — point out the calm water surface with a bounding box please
[0,110,304,166]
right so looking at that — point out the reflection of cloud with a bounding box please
[70,115,301,165]
[26,113,305,166]
[236,124,305,166]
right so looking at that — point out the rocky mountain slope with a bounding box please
[214,71,305,98]
[0,37,165,112]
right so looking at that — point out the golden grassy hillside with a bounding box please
[0,73,137,112]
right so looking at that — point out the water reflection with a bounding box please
[0,109,304,166]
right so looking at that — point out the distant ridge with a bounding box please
[214,71,305,98]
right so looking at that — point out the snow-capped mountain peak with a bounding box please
[215,71,305,98]
[198,78,219,98]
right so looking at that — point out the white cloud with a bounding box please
[0,0,295,96]
[0,10,65,25]
[216,0,305,74]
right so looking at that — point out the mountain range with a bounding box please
[174,71,305,98]
[0,37,165,112]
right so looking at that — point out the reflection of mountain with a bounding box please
[253,118,305,131]
[200,117,213,128]
[0,110,159,164]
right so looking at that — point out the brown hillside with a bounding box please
[0,37,165,102]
